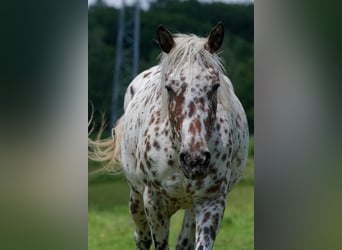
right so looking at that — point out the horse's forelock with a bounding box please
[159,34,230,118]
[159,35,225,76]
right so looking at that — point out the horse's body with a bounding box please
[94,23,249,250]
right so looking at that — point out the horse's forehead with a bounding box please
[166,66,219,91]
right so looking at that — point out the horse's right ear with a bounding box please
[157,25,174,53]
[206,22,224,53]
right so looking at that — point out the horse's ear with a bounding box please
[206,22,224,53]
[157,25,175,53]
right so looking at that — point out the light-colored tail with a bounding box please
[88,115,123,174]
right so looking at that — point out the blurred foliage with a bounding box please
[89,0,254,133]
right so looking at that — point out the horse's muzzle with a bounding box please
[179,150,211,179]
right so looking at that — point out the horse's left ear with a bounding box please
[157,25,175,53]
[206,22,224,53]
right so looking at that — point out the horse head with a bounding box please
[157,23,225,179]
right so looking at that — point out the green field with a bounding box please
[89,145,254,250]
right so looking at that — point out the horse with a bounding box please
[89,22,249,250]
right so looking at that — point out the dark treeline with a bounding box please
[89,0,254,133]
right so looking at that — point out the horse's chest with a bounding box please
[138,137,228,190]
[143,169,230,210]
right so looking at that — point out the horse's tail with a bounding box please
[88,114,124,174]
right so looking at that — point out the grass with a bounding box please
[89,144,254,250]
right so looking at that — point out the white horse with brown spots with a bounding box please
[89,22,249,250]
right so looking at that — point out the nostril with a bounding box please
[203,151,211,165]
[180,151,210,166]
[179,152,186,164]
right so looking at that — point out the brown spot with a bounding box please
[212,213,220,228]
[149,116,155,125]
[236,118,241,128]
[154,180,161,187]
[189,122,196,134]
[196,97,205,110]
[209,166,218,175]
[204,61,210,69]
[186,183,192,192]
[202,211,211,224]
[197,227,202,236]
[153,140,160,151]
[203,226,209,235]
[145,159,152,169]
[196,179,203,188]
[146,141,151,152]
[167,159,174,166]
[171,198,178,203]
[151,170,158,176]
[220,200,225,207]
[209,226,216,240]
[194,119,201,131]
[206,183,221,193]
[143,72,152,78]
[144,97,149,106]
[139,162,146,174]
[130,199,139,214]
[228,147,232,157]
[236,157,242,166]
[130,86,135,96]
[188,101,196,117]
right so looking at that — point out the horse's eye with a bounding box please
[165,85,173,94]
[212,83,220,92]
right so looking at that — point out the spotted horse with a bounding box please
[89,22,249,250]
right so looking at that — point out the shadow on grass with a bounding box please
[89,173,130,211]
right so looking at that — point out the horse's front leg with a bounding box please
[194,194,227,250]
[143,185,170,250]
[176,208,196,250]
[129,187,152,250]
